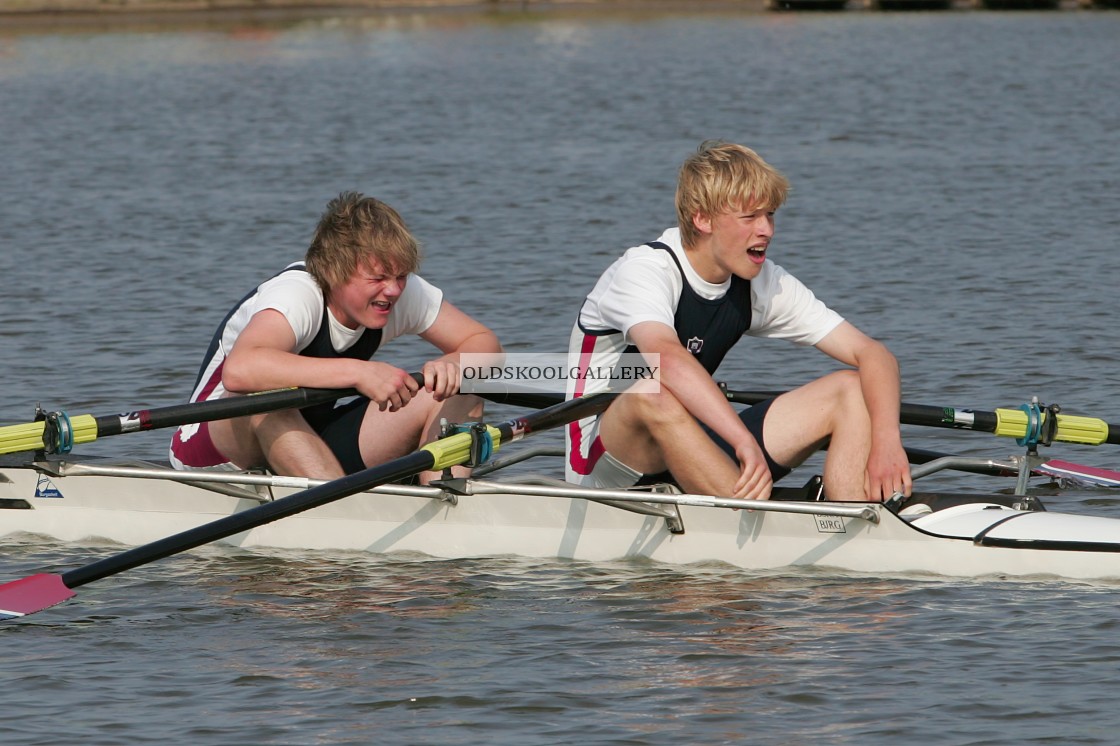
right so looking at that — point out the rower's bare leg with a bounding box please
[761,370,873,501]
[209,409,346,479]
[358,391,486,484]
[598,389,742,496]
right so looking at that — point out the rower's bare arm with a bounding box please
[628,321,771,500]
[815,321,911,499]
[628,322,744,442]
[222,309,418,410]
[418,300,503,401]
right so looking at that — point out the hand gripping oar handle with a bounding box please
[719,389,1117,447]
[0,390,617,620]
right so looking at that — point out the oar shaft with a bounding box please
[897,402,999,433]
[58,390,616,592]
[722,390,1116,447]
[0,387,352,456]
[454,387,1118,447]
[60,449,433,589]
[91,387,351,438]
[1,382,576,458]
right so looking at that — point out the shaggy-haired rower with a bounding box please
[171,192,501,481]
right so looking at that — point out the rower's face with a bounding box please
[328,259,408,330]
[699,205,776,282]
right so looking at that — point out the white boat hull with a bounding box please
[4,459,1120,580]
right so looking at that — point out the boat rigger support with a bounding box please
[444,478,881,527]
[17,458,877,536]
[438,475,689,533]
[1012,397,1061,495]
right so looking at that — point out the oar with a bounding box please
[720,388,1120,488]
[463,386,1120,484]
[0,383,567,458]
[0,387,355,457]
[455,386,1118,446]
[0,391,616,622]
[718,389,1119,447]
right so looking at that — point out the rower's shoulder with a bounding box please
[617,242,678,270]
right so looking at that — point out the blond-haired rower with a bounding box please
[566,141,910,502]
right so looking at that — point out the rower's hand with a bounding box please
[359,363,420,412]
[865,439,912,503]
[732,438,773,501]
[421,358,461,402]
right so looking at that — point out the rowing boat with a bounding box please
[4,444,1120,581]
[5,388,1120,621]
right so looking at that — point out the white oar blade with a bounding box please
[0,574,75,621]
[1037,459,1120,488]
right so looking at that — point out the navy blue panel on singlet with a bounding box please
[298,300,383,425]
[194,263,383,423]
[644,241,752,375]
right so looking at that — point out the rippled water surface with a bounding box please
[2,7,1120,744]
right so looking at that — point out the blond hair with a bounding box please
[676,141,790,248]
[304,192,420,292]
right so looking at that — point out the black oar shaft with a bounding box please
[722,391,1002,434]
[77,383,562,442]
[480,387,1117,446]
[91,387,352,437]
[897,402,1000,434]
[722,390,1114,445]
[59,391,617,592]
[61,449,433,589]
[7,380,564,458]
[0,390,620,621]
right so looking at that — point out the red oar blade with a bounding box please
[0,573,75,621]
[1036,459,1120,488]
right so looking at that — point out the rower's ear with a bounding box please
[692,211,713,236]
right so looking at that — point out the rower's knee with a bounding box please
[644,386,690,418]
[249,408,305,428]
[459,393,485,419]
[827,370,866,412]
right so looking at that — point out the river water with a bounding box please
[2,6,1120,744]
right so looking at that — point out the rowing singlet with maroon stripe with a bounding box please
[564,227,844,483]
[566,241,751,480]
[188,263,381,414]
[170,261,443,470]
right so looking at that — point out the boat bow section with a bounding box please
[908,503,1120,552]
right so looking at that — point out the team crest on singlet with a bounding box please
[686,337,704,355]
